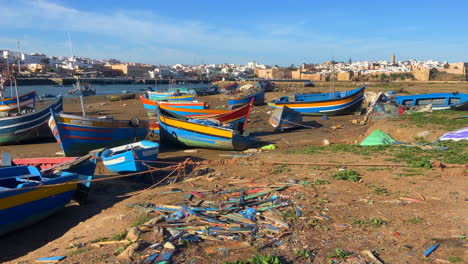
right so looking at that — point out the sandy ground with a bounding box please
[0,83,467,263]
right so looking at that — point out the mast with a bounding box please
[74,75,86,117]
[14,41,22,112]
[13,76,21,113]
[16,40,21,74]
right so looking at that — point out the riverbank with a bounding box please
[0,85,466,263]
[16,77,211,86]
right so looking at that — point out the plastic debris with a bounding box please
[36,256,66,263]
[423,243,440,257]
[261,144,277,150]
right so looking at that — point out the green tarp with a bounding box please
[360,129,397,146]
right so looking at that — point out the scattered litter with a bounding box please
[361,250,384,264]
[399,197,424,203]
[35,256,66,263]
[205,242,251,254]
[184,149,199,153]
[422,243,440,257]
[331,125,343,131]
[360,130,396,146]
[439,127,468,141]
[261,144,277,150]
[322,139,330,146]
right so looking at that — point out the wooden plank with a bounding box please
[141,253,159,264]
[154,249,175,262]
[205,242,251,254]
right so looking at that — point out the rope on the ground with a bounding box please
[0,159,202,194]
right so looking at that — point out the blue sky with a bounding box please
[1,0,467,65]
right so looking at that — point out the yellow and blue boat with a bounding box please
[268,86,365,115]
[0,155,98,235]
[157,107,252,150]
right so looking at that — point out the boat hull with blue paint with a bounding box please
[48,111,149,157]
[394,92,468,110]
[101,140,159,174]
[0,155,97,235]
[0,91,36,113]
[157,108,251,151]
[268,86,365,116]
[228,88,265,109]
[0,97,63,145]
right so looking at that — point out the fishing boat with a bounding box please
[196,84,220,96]
[267,86,366,115]
[219,83,238,93]
[149,103,253,135]
[157,107,252,150]
[0,91,36,113]
[101,140,159,174]
[228,85,265,109]
[140,95,206,110]
[0,97,63,145]
[147,91,195,102]
[11,157,77,170]
[269,106,303,131]
[393,92,468,111]
[48,110,149,157]
[68,83,96,96]
[0,154,98,235]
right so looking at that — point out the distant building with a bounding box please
[391,54,396,64]
[110,63,155,77]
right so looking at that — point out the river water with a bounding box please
[3,83,211,99]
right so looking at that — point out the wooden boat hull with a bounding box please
[101,140,159,174]
[268,86,365,116]
[147,91,195,101]
[48,111,149,156]
[269,106,303,130]
[12,157,78,170]
[157,108,251,150]
[0,91,36,112]
[150,103,253,135]
[140,95,206,110]
[0,154,98,236]
[228,89,265,109]
[0,97,63,145]
[0,174,78,236]
[394,92,468,110]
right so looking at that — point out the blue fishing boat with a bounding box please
[0,154,98,235]
[268,86,365,115]
[147,91,195,101]
[393,92,468,110]
[228,85,264,109]
[0,91,36,113]
[0,97,63,145]
[48,110,149,157]
[196,84,220,96]
[157,107,252,150]
[101,140,159,174]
